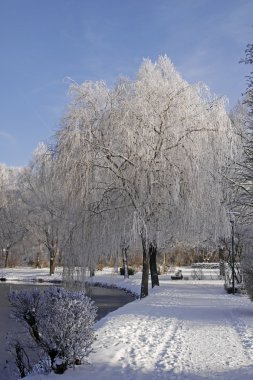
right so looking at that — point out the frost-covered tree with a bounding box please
[0,164,27,267]
[57,56,237,297]
[54,125,106,279]
[241,42,253,121]
[229,103,252,219]
[233,42,253,222]
[9,287,97,374]
[235,41,253,298]
[20,144,69,274]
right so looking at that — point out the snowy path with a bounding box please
[83,282,253,380]
[157,284,253,379]
[26,277,253,380]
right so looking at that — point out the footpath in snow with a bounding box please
[2,268,253,380]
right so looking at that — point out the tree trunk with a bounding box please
[49,250,56,275]
[114,251,119,273]
[57,249,62,267]
[36,252,41,268]
[122,247,129,279]
[140,236,149,298]
[4,249,9,268]
[149,242,159,288]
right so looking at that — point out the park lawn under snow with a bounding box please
[3,268,253,380]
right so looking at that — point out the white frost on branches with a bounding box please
[54,56,238,282]
[9,287,97,374]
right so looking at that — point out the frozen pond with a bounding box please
[0,282,134,380]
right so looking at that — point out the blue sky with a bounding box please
[0,0,252,167]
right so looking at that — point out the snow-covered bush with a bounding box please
[9,287,97,374]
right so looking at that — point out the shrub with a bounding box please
[119,267,135,276]
[9,287,97,374]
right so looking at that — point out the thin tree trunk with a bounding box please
[57,249,62,267]
[4,249,9,268]
[149,242,159,288]
[122,247,129,279]
[36,251,41,268]
[49,250,56,275]
[114,251,119,273]
[141,236,149,298]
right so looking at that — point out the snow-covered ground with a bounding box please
[0,267,62,283]
[2,267,253,380]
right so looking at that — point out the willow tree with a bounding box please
[56,56,237,297]
[20,144,70,275]
[54,133,135,282]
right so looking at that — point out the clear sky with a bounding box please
[0,0,252,167]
